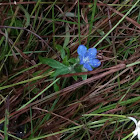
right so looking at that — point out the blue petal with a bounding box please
[79,56,85,65]
[89,59,101,68]
[77,45,87,56]
[83,63,93,71]
[87,48,97,58]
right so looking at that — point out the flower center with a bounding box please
[83,56,89,63]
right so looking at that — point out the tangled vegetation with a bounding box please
[0,0,140,140]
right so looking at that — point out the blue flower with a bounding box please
[77,45,101,71]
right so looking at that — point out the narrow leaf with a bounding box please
[39,56,67,69]
[56,44,65,60]
[52,67,70,77]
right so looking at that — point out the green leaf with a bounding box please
[81,75,87,80]
[63,24,70,48]
[73,76,77,81]
[74,65,82,73]
[51,67,70,77]
[68,58,77,64]
[63,56,69,66]
[32,88,39,94]
[19,5,30,28]
[56,44,65,60]
[53,83,59,92]
[64,47,70,58]
[63,24,70,58]
[39,56,67,69]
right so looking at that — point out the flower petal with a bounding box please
[128,117,138,126]
[79,56,85,65]
[89,59,101,68]
[132,129,138,140]
[77,45,87,56]
[83,63,93,71]
[87,48,97,58]
[138,132,140,140]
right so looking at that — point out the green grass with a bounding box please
[0,0,140,140]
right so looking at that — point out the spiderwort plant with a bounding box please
[77,45,101,71]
